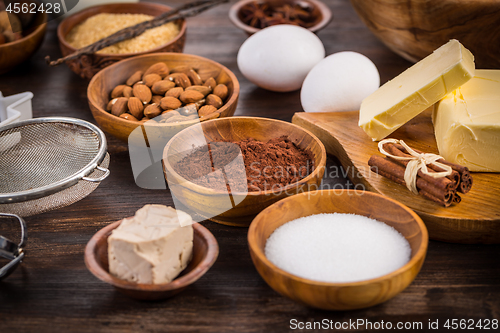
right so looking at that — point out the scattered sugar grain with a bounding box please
[265,213,411,283]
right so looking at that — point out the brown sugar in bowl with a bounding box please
[162,117,327,227]
[248,189,428,310]
[87,52,239,145]
[58,2,187,79]
[84,220,219,300]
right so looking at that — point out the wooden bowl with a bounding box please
[350,0,500,68]
[58,2,187,79]
[0,11,47,74]
[229,0,332,35]
[87,52,240,144]
[248,189,428,310]
[84,221,219,300]
[162,117,327,227]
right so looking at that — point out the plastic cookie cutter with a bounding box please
[0,213,27,281]
[0,91,34,127]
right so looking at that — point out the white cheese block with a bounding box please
[108,205,194,284]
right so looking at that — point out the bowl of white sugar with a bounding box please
[247,189,428,310]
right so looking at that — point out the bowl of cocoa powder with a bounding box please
[162,117,326,227]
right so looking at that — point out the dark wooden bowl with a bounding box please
[58,2,187,79]
[350,0,500,68]
[0,11,47,74]
[84,221,219,300]
[162,117,327,227]
[87,53,239,145]
[248,189,428,310]
[229,0,332,35]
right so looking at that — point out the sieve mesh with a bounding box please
[0,153,110,217]
[0,122,100,193]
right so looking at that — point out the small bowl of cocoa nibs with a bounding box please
[87,52,240,144]
[229,0,332,35]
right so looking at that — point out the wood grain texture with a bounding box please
[0,11,46,74]
[248,189,427,310]
[0,0,499,331]
[163,117,326,227]
[88,52,240,144]
[292,110,500,244]
[350,0,500,68]
[57,2,187,79]
[84,221,219,300]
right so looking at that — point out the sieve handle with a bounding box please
[82,166,110,183]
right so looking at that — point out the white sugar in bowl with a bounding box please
[237,25,325,92]
[301,51,380,112]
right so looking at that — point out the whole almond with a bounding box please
[133,81,145,89]
[152,80,175,95]
[144,62,169,78]
[128,97,144,119]
[143,74,162,87]
[170,65,190,74]
[178,104,198,116]
[213,84,228,101]
[160,96,182,110]
[203,77,216,90]
[133,85,152,104]
[165,87,183,98]
[159,110,180,123]
[126,70,143,86]
[111,85,127,99]
[180,90,204,104]
[186,85,211,96]
[123,86,134,98]
[206,94,223,109]
[152,95,163,105]
[119,113,139,121]
[111,97,128,116]
[168,73,191,89]
[107,98,118,112]
[194,98,206,110]
[144,104,162,119]
[198,105,218,117]
[187,69,203,85]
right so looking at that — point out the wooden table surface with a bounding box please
[1,1,499,331]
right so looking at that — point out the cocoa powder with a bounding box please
[173,136,314,192]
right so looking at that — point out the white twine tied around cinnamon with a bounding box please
[378,139,453,194]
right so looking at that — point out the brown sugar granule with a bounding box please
[173,136,314,192]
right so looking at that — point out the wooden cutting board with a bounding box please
[292,110,500,244]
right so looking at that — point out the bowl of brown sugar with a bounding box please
[162,117,327,227]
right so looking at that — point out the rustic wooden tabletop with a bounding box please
[1,0,499,332]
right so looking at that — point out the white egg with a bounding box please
[301,52,380,112]
[237,25,325,92]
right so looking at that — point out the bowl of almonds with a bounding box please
[87,52,240,143]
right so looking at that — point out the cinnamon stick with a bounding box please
[393,144,472,194]
[368,155,454,207]
[383,143,458,191]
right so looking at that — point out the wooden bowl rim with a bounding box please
[84,221,219,292]
[87,52,240,129]
[247,189,429,287]
[162,116,327,197]
[57,2,187,57]
[0,11,47,49]
[228,0,332,34]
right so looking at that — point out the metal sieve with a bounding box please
[0,117,110,217]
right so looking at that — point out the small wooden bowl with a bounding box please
[162,117,327,227]
[58,2,187,79]
[350,0,500,68]
[84,221,219,300]
[229,0,332,35]
[87,52,239,144]
[0,11,47,74]
[248,189,428,310]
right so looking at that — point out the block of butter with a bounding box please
[359,39,475,141]
[433,70,500,172]
[108,205,194,284]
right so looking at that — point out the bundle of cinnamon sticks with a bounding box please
[368,142,473,207]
